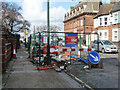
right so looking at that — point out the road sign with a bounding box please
[65,33,78,47]
[88,51,100,64]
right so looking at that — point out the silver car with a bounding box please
[92,40,118,53]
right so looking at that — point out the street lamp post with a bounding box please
[79,9,82,58]
[24,25,26,48]
[83,16,86,46]
[47,0,50,65]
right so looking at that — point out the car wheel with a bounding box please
[102,48,105,53]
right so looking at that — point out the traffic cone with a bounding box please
[83,64,89,69]
[30,59,32,62]
[78,51,80,57]
[13,48,16,58]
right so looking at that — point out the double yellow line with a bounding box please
[65,71,94,90]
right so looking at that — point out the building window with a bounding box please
[104,32,107,40]
[112,29,118,41]
[78,19,81,26]
[74,28,77,33]
[80,20,83,26]
[73,22,74,28]
[99,30,108,40]
[78,20,79,26]
[100,18,102,26]
[114,14,118,23]
[110,22,112,25]
[104,17,107,25]
[75,21,77,27]
[113,31,118,41]
[114,31,117,40]
[70,23,71,29]
[81,31,83,37]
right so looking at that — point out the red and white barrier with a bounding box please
[42,46,92,54]
[56,48,92,52]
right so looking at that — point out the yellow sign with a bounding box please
[26,32,28,35]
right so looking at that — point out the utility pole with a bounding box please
[33,25,35,45]
[83,15,86,46]
[47,0,50,65]
[79,9,81,58]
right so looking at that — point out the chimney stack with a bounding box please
[70,6,74,10]
[110,0,116,4]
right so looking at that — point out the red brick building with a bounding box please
[64,1,101,33]
[64,0,120,47]
[63,0,101,45]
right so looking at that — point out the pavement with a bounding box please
[2,45,83,88]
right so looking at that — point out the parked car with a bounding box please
[92,40,118,53]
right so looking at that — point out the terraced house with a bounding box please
[93,1,120,47]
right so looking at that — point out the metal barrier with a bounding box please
[29,31,103,70]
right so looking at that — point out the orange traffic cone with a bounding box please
[13,48,16,58]
[83,64,89,69]
[78,51,80,57]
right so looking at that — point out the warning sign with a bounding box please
[65,33,78,47]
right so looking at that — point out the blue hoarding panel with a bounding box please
[65,33,78,36]
[65,44,78,47]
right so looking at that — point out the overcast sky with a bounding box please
[21,0,79,33]
[2,0,110,35]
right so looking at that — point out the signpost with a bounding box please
[65,33,78,47]
[88,51,100,64]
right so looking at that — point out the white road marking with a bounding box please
[90,54,98,61]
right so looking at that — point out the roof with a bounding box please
[111,1,120,12]
[94,3,114,18]
[71,0,100,13]
[84,2,99,13]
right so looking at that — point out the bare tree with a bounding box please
[50,25,61,32]
[1,2,30,33]
[39,25,47,32]
[37,24,61,44]
[38,24,61,32]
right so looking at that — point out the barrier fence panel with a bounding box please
[29,31,103,70]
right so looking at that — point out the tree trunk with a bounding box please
[10,21,13,32]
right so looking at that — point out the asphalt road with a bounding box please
[65,52,119,88]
